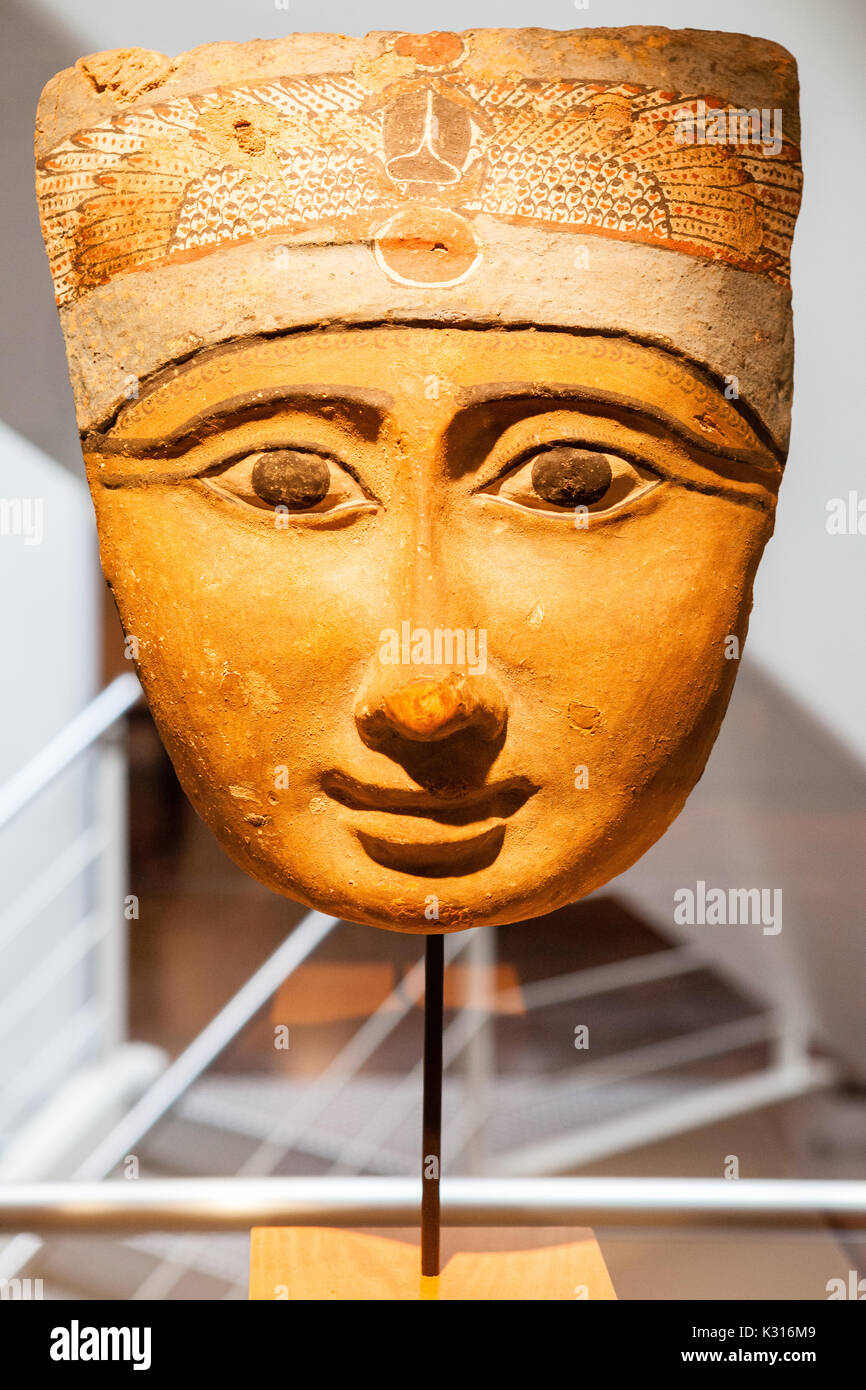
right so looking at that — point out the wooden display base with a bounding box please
[250,1226,616,1300]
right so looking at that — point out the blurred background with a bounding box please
[1,0,864,1299]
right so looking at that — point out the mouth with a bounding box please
[322,770,537,821]
[320,771,538,877]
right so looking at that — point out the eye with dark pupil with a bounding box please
[530,447,613,507]
[251,450,331,509]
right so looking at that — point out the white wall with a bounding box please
[0,422,99,1146]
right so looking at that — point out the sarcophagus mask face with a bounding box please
[35,28,802,931]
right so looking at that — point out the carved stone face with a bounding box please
[35,28,802,930]
[81,324,780,928]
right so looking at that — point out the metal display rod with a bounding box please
[421,935,444,1280]
[0,1177,864,1232]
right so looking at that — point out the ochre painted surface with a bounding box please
[249,1226,617,1300]
[34,30,803,934]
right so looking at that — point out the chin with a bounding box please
[209,832,613,933]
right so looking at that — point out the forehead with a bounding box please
[111,326,767,461]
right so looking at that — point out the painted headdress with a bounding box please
[35,27,802,451]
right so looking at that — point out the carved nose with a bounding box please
[357,673,506,744]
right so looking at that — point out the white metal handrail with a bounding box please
[0,826,108,954]
[77,911,341,1180]
[0,673,141,832]
[0,1176,864,1231]
[0,914,110,1045]
[1,1007,103,1133]
[0,674,143,1187]
[500,943,707,1010]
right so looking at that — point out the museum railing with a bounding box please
[0,1175,864,1230]
[0,673,160,1175]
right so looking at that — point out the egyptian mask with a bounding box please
[34,28,803,931]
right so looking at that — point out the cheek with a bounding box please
[90,486,387,754]
[452,488,771,751]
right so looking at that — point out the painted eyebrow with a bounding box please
[84,385,395,458]
[455,381,782,469]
